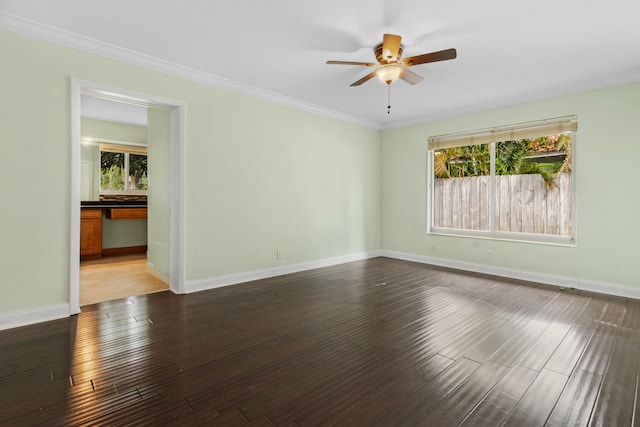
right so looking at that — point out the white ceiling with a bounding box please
[81,95,148,126]
[2,0,640,129]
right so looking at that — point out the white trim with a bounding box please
[0,12,379,130]
[0,304,70,331]
[428,229,576,247]
[169,105,186,294]
[70,80,82,314]
[185,251,382,294]
[382,250,640,301]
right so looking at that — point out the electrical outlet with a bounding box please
[485,250,493,260]
[276,250,283,260]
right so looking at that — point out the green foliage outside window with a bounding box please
[433,134,572,189]
[129,154,148,190]
[100,150,147,192]
[101,152,124,190]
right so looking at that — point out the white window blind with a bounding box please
[99,142,147,156]
[428,115,577,150]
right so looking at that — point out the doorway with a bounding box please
[70,79,185,314]
[79,94,164,305]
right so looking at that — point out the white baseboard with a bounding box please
[382,250,640,301]
[0,304,71,331]
[185,250,383,294]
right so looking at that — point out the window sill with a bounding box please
[428,228,577,247]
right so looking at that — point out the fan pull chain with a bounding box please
[387,83,391,114]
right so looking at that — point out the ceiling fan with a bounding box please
[326,34,457,113]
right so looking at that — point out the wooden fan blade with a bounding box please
[399,68,424,85]
[382,34,402,62]
[326,60,376,66]
[350,72,376,86]
[403,48,457,66]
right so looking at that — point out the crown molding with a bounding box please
[0,12,381,130]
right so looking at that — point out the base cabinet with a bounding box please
[80,209,102,260]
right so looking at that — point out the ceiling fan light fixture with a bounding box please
[374,64,403,84]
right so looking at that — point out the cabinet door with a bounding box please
[80,210,102,259]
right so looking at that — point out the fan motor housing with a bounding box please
[374,42,404,64]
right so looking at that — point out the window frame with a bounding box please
[99,142,148,196]
[427,116,577,246]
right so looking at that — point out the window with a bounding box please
[428,116,576,244]
[100,143,148,194]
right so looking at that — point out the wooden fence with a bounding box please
[433,173,572,235]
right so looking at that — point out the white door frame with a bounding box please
[69,78,186,314]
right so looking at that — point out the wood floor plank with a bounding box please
[544,324,596,375]
[463,294,551,363]
[0,257,637,426]
[293,354,414,426]
[515,294,589,371]
[576,297,627,376]
[263,347,399,425]
[330,353,454,426]
[185,340,352,414]
[373,357,481,426]
[545,368,602,426]
[488,294,572,367]
[416,360,509,426]
[516,322,571,371]
[588,301,640,426]
[502,368,568,426]
[459,365,538,427]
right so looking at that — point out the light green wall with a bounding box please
[381,81,640,291]
[81,117,147,144]
[186,103,381,277]
[80,143,98,200]
[0,29,381,315]
[146,108,170,278]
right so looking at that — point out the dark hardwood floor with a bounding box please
[1,257,638,426]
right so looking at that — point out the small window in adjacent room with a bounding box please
[428,116,576,244]
[100,143,148,194]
